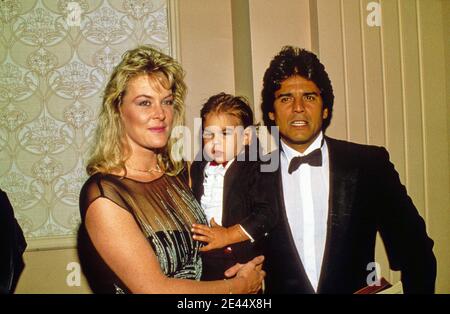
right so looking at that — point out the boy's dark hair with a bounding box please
[261,46,334,131]
[200,92,254,128]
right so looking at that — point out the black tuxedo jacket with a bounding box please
[264,137,436,294]
[190,150,278,279]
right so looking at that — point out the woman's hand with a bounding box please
[225,256,265,294]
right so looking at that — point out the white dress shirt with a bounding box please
[280,132,329,292]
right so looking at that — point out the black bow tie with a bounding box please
[288,148,322,174]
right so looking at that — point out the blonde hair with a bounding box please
[86,45,186,176]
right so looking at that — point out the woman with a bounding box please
[77,45,265,294]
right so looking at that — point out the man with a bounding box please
[261,46,436,294]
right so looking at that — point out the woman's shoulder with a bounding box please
[81,173,127,196]
[79,173,129,219]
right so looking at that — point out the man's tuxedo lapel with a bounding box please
[273,149,315,293]
[317,137,359,292]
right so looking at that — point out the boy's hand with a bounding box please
[192,218,230,252]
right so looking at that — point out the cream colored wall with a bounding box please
[178,0,236,160]
[181,0,313,153]
[246,0,312,121]
[313,0,449,293]
[444,0,450,172]
[16,249,91,294]
[419,0,450,294]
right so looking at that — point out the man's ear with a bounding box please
[268,112,275,121]
[322,107,329,120]
[243,126,253,146]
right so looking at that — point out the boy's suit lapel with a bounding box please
[221,160,239,227]
[222,148,251,226]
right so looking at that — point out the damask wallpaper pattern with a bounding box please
[0,0,171,247]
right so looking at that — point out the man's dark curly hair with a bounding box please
[261,46,334,131]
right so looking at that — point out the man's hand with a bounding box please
[192,218,230,252]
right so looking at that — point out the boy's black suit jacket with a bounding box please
[190,154,277,275]
[263,136,436,294]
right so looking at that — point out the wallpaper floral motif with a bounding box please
[0,0,171,245]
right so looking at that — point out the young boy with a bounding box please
[190,92,277,281]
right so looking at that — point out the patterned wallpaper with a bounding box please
[0,0,171,247]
